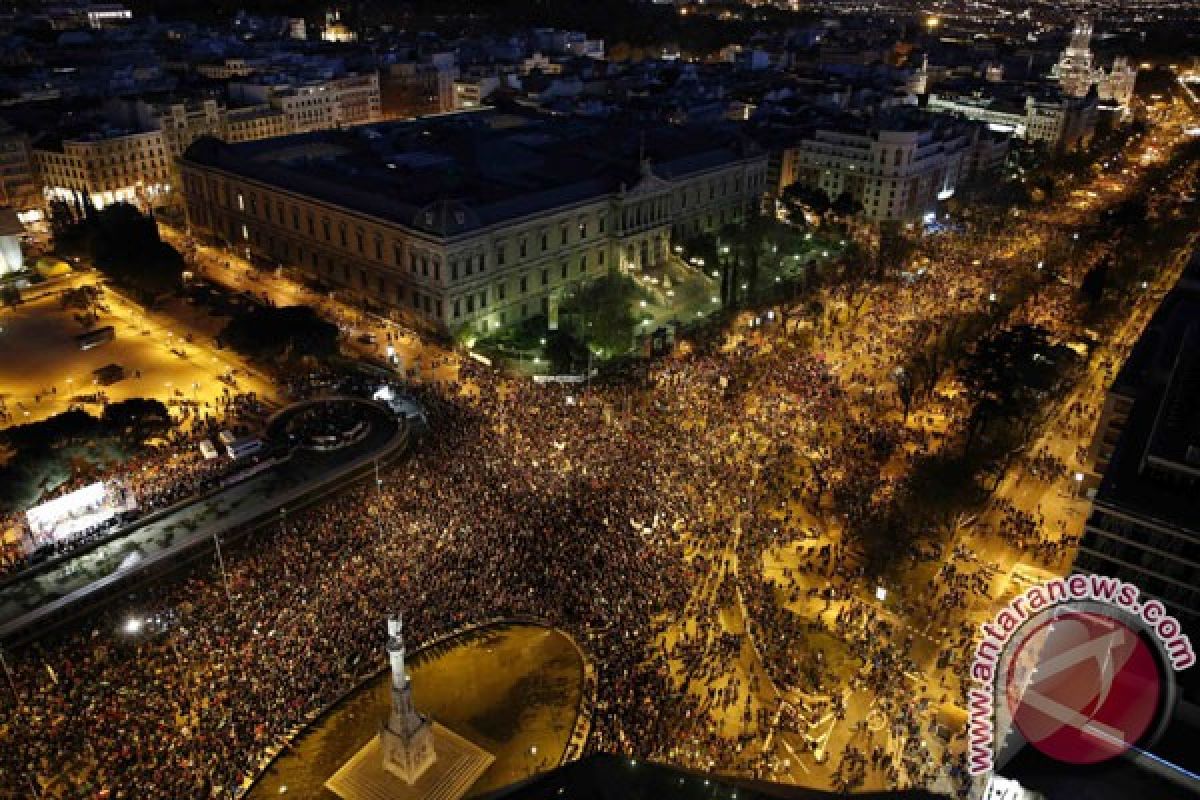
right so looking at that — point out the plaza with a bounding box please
[0,270,276,428]
[248,623,587,800]
[0,38,1198,800]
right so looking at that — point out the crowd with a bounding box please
[0,391,273,582]
[1,128,1193,800]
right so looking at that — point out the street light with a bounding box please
[124,615,144,635]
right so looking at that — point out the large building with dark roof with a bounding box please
[1078,248,1200,625]
[179,109,767,334]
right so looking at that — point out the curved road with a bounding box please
[0,397,409,642]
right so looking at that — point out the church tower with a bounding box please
[380,615,436,784]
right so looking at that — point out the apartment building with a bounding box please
[179,110,767,336]
[229,72,381,134]
[35,128,172,209]
[0,120,39,212]
[779,112,1005,223]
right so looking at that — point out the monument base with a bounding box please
[324,722,494,800]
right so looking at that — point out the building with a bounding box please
[320,8,356,43]
[225,105,291,143]
[0,206,24,277]
[927,86,1097,151]
[0,120,39,213]
[382,59,458,118]
[229,72,381,133]
[195,58,268,80]
[453,74,503,111]
[778,111,1005,223]
[1077,250,1200,625]
[114,97,226,162]
[34,127,172,210]
[179,110,768,336]
[1052,17,1138,112]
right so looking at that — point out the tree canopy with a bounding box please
[560,273,641,355]
[51,203,185,300]
[219,305,339,361]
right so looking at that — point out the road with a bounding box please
[0,398,406,641]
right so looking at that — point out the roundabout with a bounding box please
[247,622,588,800]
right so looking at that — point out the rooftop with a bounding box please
[1094,248,1200,531]
[181,108,761,239]
[489,752,948,800]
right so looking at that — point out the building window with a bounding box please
[519,275,528,293]
[497,281,506,300]
[560,225,568,245]
[453,298,461,318]
[451,260,459,281]
[579,220,587,239]
[580,254,588,273]
[519,238,528,258]
[541,268,548,287]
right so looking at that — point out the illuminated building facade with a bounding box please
[179,110,767,336]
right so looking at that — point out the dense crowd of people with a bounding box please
[0,391,272,581]
[0,125,1194,800]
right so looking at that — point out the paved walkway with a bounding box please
[0,398,408,641]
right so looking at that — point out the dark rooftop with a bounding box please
[484,752,949,800]
[1094,248,1200,530]
[181,108,761,238]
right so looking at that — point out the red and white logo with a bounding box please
[1003,609,1162,765]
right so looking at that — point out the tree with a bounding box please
[559,273,640,355]
[60,285,101,324]
[89,205,185,300]
[781,183,830,218]
[1080,258,1110,306]
[830,191,863,218]
[55,203,185,301]
[959,325,1079,454]
[102,398,171,440]
[1,285,20,309]
[219,305,339,360]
